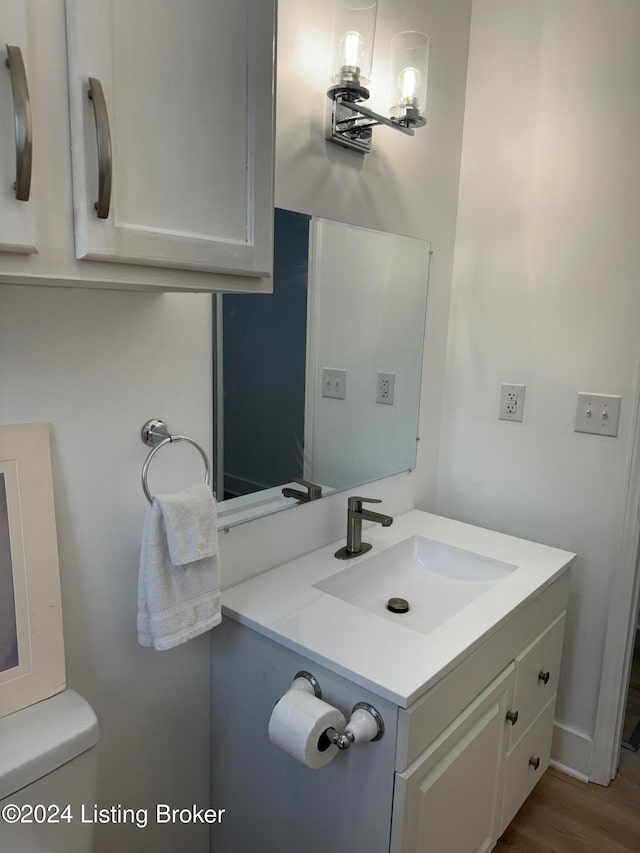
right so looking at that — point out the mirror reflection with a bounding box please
[212,209,431,527]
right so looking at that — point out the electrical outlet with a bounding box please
[321,367,346,400]
[376,372,395,405]
[499,384,526,422]
[574,392,621,437]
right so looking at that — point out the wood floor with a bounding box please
[496,642,640,852]
[495,751,640,852]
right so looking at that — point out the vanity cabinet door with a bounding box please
[65,0,274,279]
[0,1,37,255]
[390,666,515,853]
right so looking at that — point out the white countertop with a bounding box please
[221,510,576,708]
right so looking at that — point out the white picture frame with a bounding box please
[0,423,65,718]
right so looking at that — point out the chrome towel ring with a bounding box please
[140,419,211,504]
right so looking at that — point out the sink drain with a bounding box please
[387,597,410,614]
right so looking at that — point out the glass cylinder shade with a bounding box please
[329,0,378,87]
[389,31,429,122]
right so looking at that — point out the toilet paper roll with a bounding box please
[268,688,347,769]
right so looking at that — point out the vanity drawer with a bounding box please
[508,612,565,750]
[500,695,556,836]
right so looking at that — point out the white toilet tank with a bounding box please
[0,689,99,853]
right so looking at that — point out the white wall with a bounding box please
[0,286,213,853]
[437,0,640,777]
[307,219,429,489]
[218,0,472,588]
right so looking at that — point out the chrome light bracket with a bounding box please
[326,85,423,155]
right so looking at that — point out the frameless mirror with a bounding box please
[212,209,431,528]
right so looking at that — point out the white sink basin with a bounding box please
[313,536,517,636]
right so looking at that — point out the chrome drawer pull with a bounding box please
[87,77,112,219]
[5,45,32,201]
[538,670,550,685]
[529,756,541,770]
[505,710,519,726]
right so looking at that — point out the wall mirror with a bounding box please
[212,209,431,528]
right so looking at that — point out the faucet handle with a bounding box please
[348,496,382,511]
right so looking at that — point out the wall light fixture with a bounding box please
[326,0,429,154]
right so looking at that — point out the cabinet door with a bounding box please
[0,0,36,254]
[391,666,515,853]
[65,0,274,277]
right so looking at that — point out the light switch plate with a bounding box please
[321,367,346,400]
[499,384,526,422]
[575,392,621,437]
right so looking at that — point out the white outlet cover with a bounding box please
[321,367,346,400]
[575,392,621,437]
[499,384,526,422]
[376,372,395,405]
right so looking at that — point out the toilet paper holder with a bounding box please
[325,702,385,750]
[291,671,385,750]
[293,671,323,699]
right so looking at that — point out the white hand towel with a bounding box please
[137,484,221,651]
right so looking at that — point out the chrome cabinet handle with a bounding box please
[529,756,541,770]
[87,77,112,219]
[506,710,519,726]
[5,45,32,202]
[538,670,550,685]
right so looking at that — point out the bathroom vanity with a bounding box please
[211,510,575,852]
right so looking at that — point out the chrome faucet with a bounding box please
[281,478,322,503]
[335,496,393,560]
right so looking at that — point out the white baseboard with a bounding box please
[551,721,593,780]
[549,759,589,784]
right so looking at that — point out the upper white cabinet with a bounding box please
[65,0,274,277]
[0,1,36,255]
[0,0,275,291]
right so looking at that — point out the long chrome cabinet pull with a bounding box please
[87,77,112,219]
[5,45,32,202]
